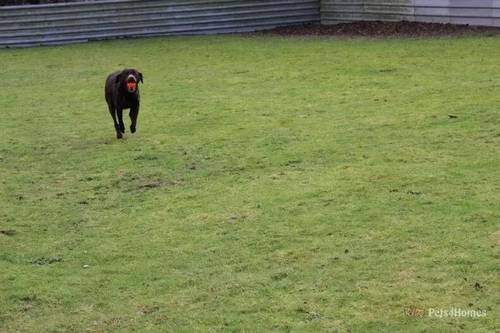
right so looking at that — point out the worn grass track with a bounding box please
[1,34,499,332]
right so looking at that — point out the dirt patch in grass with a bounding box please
[490,230,500,245]
[31,256,62,265]
[18,295,40,312]
[261,21,500,38]
[0,229,16,236]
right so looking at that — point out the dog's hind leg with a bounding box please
[129,106,139,134]
[108,104,122,139]
[117,108,125,134]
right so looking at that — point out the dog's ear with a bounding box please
[138,72,144,83]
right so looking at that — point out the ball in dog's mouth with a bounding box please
[126,75,137,92]
[127,81,137,92]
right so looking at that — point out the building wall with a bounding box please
[322,0,500,26]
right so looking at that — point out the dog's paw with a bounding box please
[130,125,136,133]
[119,123,125,133]
[116,132,123,139]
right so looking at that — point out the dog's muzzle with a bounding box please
[126,74,137,93]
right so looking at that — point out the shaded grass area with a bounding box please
[0,34,499,332]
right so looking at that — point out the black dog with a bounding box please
[105,68,143,139]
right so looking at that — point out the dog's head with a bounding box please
[117,68,143,93]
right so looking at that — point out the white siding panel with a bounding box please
[322,0,500,26]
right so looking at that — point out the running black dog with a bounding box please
[105,69,144,139]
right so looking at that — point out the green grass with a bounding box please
[1,34,499,333]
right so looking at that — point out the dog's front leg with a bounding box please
[117,108,125,134]
[108,105,122,139]
[130,106,139,134]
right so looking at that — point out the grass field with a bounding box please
[1,34,499,332]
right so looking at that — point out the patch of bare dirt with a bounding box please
[261,21,500,38]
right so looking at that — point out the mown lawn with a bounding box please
[0,34,499,333]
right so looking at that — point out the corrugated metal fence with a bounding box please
[3,0,500,48]
[322,0,500,26]
[0,0,320,47]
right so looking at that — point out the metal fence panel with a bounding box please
[0,0,320,47]
[321,0,500,26]
[4,0,500,47]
